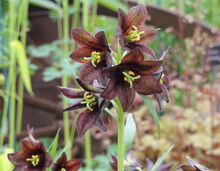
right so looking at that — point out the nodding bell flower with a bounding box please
[71,29,112,84]
[52,152,82,171]
[101,48,163,111]
[175,156,211,171]
[116,4,158,59]
[110,152,173,171]
[57,79,111,137]
[8,127,52,171]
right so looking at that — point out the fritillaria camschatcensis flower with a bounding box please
[52,152,82,171]
[57,78,110,137]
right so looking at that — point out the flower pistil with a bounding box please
[126,25,145,42]
[122,71,140,88]
[81,91,97,111]
[26,154,40,166]
[84,51,104,67]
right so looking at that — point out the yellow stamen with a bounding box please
[126,25,145,42]
[26,155,40,166]
[60,168,66,171]
[122,70,140,88]
[84,51,104,67]
[81,92,97,111]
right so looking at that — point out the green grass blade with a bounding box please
[151,145,174,171]
[48,128,61,158]
[140,95,160,138]
[29,0,61,11]
[97,0,128,12]
[11,40,33,96]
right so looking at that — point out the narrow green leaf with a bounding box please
[29,0,61,11]
[124,113,136,152]
[10,41,33,96]
[97,0,128,13]
[151,145,175,171]
[140,95,160,138]
[48,128,61,158]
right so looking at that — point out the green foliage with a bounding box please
[140,95,161,138]
[29,0,61,11]
[10,40,33,95]
[151,145,174,171]
[97,0,128,13]
[124,113,136,153]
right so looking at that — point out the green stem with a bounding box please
[9,48,16,149]
[85,131,92,169]
[82,0,88,30]
[91,0,97,32]
[117,41,122,63]
[16,76,24,134]
[82,1,92,169]
[16,0,29,134]
[62,0,71,160]
[115,98,124,171]
[8,0,16,150]
[0,90,9,150]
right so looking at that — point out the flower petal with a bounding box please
[100,79,117,100]
[76,109,100,137]
[95,31,110,51]
[63,100,85,111]
[117,85,135,111]
[118,8,127,29]
[121,48,144,64]
[135,44,156,59]
[125,4,147,31]
[70,47,94,63]
[78,61,106,83]
[154,94,162,111]
[52,153,67,171]
[160,85,169,103]
[136,26,157,45]
[57,86,85,99]
[71,29,100,49]
[76,78,104,93]
[8,150,27,166]
[134,75,162,95]
[65,159,82,171]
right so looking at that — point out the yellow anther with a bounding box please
[124,77,128,82]
[126,25,145,42]
[26,155,40,166]
[84,51,104,67]
[60,168,66,171]
[86,94,93,99]
[128,71,135,76]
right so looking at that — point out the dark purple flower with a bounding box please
[101,48,163,111]
[117,4,157,59]
[175,156,211,171]
[146,158,172,171]
[52,153,82,171]
[110,152,173,171]
[8,128,52,171]
[110,152,143,171]
[71,29,112,84]
[57,79,110,137]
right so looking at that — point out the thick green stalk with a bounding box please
[8,0,16,150]
[85,131,92,169]
[0,91,9,150]
[115,98,124,171]
[90,0,97,32]
[82,0,92,169]
[62,0,71,160]
[16,76,24,134]
[16,0,29,134]
[82,0,88,30]
[9,48,16,149]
